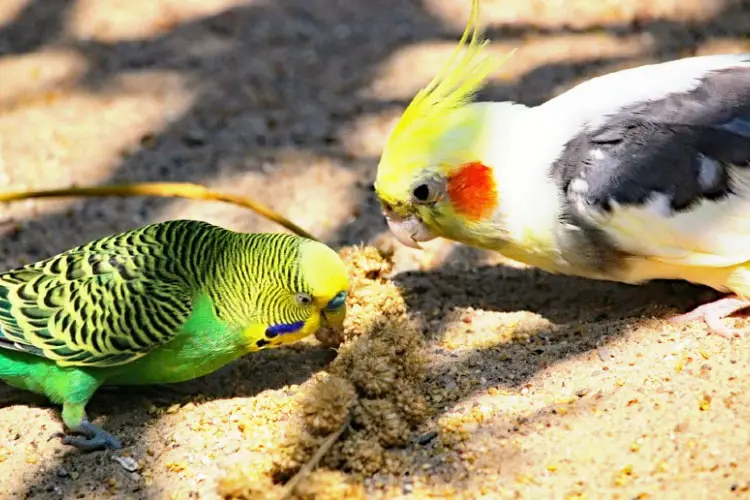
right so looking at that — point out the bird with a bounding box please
[373,0,750,339]
[0,219,349,451]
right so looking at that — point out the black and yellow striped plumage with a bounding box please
[0,219,348,450]
[0,219,346,368]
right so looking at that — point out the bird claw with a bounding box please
[669,295,750,339]
[51,421,122,451]
[48,431,66,443]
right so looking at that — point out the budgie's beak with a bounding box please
[322,305,346,332]
[322,290,347,332]
[382,207,436,249]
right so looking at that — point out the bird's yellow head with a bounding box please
[229,234,349,351]
[295,239,350,337]
[373,0,515,248]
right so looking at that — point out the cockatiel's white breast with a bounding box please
[523,54,750,292]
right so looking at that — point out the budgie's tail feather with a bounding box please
[0,182,318,241]
[0,337,25,353]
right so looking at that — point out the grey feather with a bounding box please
[553,63,750,215]
[545,59,750,275]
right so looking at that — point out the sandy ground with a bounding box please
[1,0,750,498]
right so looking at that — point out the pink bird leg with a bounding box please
[669,295,750,339]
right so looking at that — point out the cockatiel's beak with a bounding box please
[382,207,437,249]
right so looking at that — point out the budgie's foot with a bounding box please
[669,295,750,339]
[53,421,122,451]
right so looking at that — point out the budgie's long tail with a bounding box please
[0,182,317,241]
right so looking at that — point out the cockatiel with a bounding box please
[0,219,349,451]
[374,0,750,339]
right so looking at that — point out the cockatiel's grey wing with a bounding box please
[549,54,750,269]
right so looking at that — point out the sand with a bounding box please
[1,0,749,498]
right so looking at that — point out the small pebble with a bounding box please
[402,478,414,494]
[111,454,139,472]
[417,430,438,445]
[598,349,614,361]
[181,129,207,147]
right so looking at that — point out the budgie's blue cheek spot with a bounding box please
[265,320,306,339]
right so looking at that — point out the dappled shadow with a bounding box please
[392,261,715,406]
[395,263,713,328]
[397,383,622,483]
[0,0,451,264]
[0,0,74,56]
[3,1,747,261]
[0,0,747,497]
[12,342,335,499]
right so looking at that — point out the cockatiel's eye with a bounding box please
[411,177,445,204]
[412,184,430,201]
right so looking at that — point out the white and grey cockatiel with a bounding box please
[373,0,750,338]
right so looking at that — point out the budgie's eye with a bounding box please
[295,293,313,306]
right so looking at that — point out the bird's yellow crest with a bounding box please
[375,0,516,190]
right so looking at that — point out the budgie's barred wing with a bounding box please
[0,224,198,367]
[550,55,750,268]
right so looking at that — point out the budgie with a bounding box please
[0,219,349,451]
[374,0,750,338]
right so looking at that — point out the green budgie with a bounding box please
[0,219,349,451]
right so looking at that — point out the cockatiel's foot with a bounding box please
[669,295,750,339]
[51,420,123,451]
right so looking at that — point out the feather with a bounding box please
[0,221,201,368]
[0,220,331,368]
[548,59,750,277]
[376,0,515,187]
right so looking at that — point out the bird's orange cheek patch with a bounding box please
[446,161,498,220]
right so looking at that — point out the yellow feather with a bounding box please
[375,0,516,189]
[618,257,736,291]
